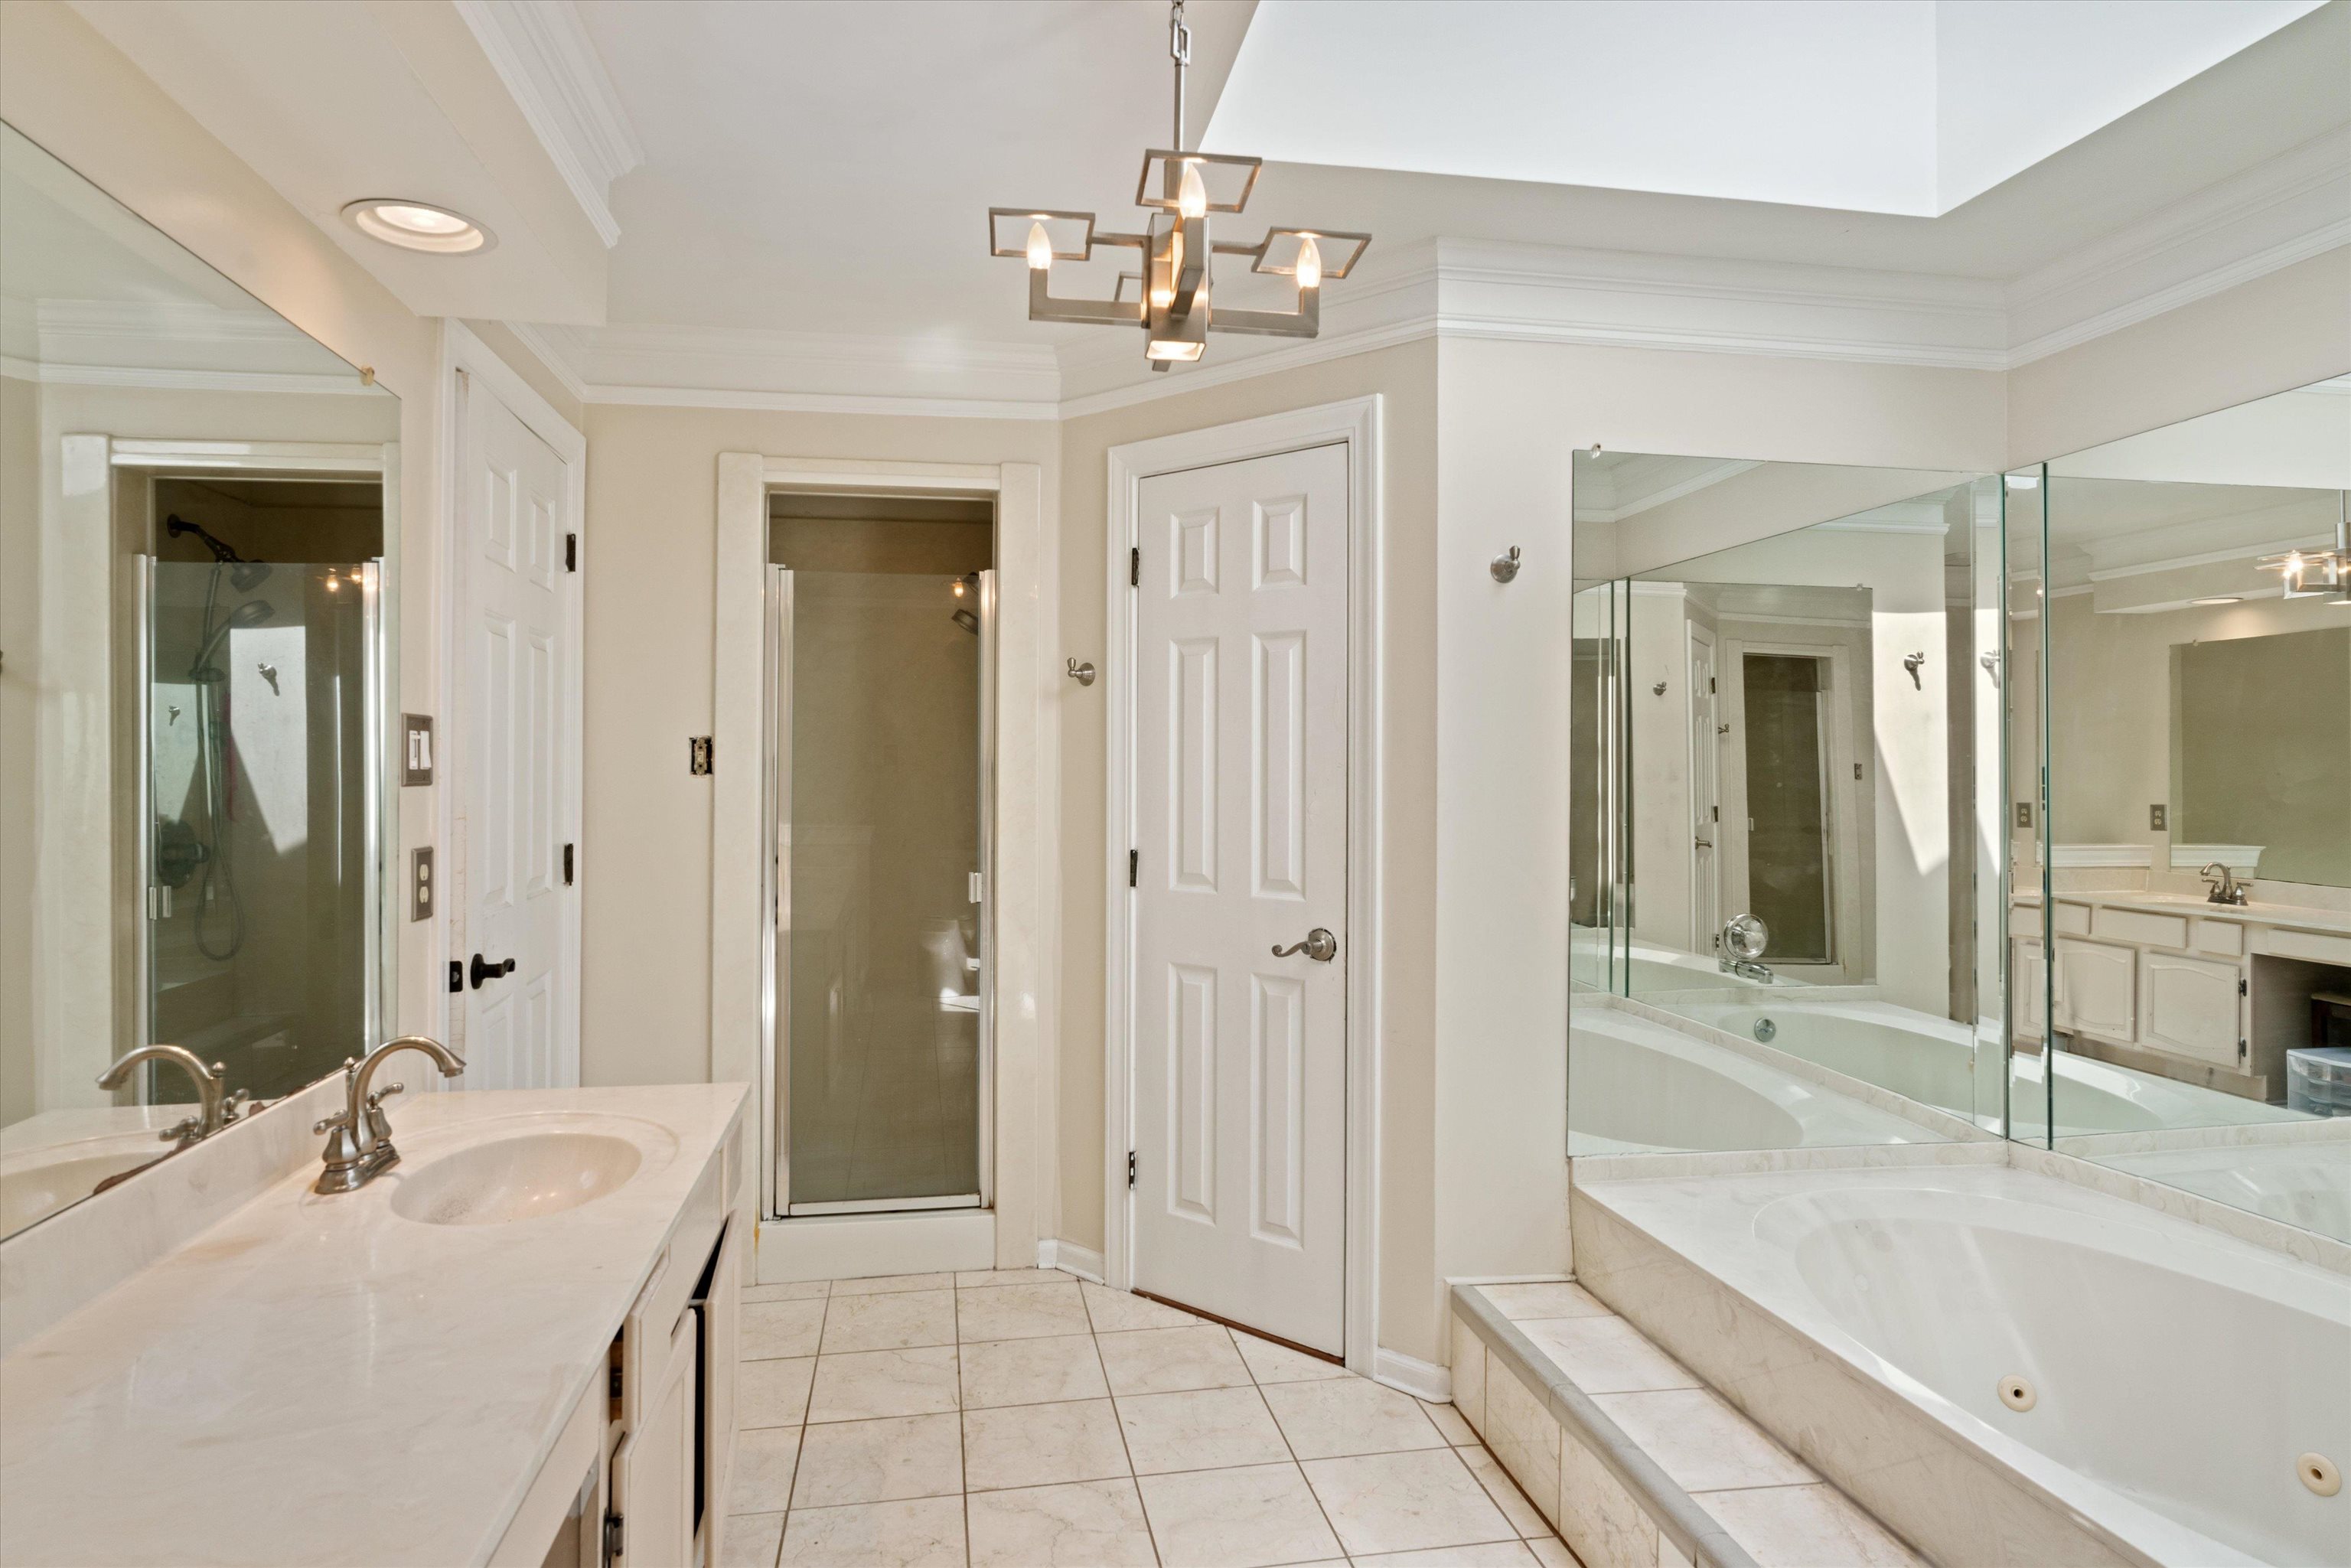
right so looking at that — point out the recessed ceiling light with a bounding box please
[341,198,494,255]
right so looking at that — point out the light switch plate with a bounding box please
[403,713,435,787]
[410,846,435,921]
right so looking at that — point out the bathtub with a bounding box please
[1573,1163,2351,1566]
[2099,1139,2351,1244]
[1678,997,2309,1138]
[1568,1008,1935,1154]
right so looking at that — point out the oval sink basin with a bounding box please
[390,1132,642,1225]
[0,1136,165,1240]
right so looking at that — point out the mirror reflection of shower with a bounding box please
[168,516,274,960]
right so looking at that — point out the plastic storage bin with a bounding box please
[2285,1045,2351,1117]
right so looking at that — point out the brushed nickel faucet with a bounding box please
[313,1035,466,1195]
[2200,862,2251,906]
[96,1045,240,1151]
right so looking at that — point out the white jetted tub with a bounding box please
[1574,1164,2351,1566]
[1568,1007,1937,1154]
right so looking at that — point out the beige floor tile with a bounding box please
[960,1332,1111,1408]
[1479,1283,1610,1322]
[1115,1385,1291,1473]
[739,1357,817,1429]
[1136,1462,1345,1568]
[1262,1376,1446,1459]
[957,1280,1091,1341]
[1521,1317,1700,1394]
[1081,1283,1201,1333]
[719,1511,785,1568]
[1700,1484,1925,1567]
[1355,1543,1542,1566]
[1423,1400,1480,1446]
[807,1345,960,1423]
[962,1397,1132,1491]
[776,1496,965,1568]
[820,1289,957,1354]
[731,1426,804,1513]
[744,1281,830,1303]
[1459,1445,1549,1537]
[743,1299,827,1361]
[829,1273,954,1296]
[1303,1449,1517,1557]
[1096,1325,1253,1395]
[1525,1535,1578,1568]
[966,1478,1159,1568]
[790,1412,964,1508]
[1231,1329,1351,1384]
[1589,1389,1811,1493]
[957,1267,1070,1289]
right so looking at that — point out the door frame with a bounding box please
[1102,396,1383,1377]
[713,455,1051,1276]
[435,321,586,1083]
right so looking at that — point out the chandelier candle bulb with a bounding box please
[1296,235,1322,290]
[1026,221,1052,270]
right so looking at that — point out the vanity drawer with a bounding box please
[2193,920,2245,959]
[2093,907,2187,950]
[2008,905,2042,939]
[624,1153,726,1422]
[2264,927,2351,967]
[2053,901,2093,937]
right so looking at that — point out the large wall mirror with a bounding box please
[1569,455,2009,1156]
[2025,377,2350,1242]
[0,122,400,1241]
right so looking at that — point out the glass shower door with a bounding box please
[771,565,991,1214]
[145,559,377,1106]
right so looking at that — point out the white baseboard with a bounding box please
[757,1209,996,1284]
[1036,1237,1106,1283]
[1374,1347,1452,1403]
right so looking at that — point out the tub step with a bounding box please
[1451,1282,1925,1568]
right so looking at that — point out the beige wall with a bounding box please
[576,404,1058,1090]
[0,373,39,1126]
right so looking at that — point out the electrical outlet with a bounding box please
[410,846,435,921]
[2150,804,2167,832]
[688,735,714,776]
[2015,801,2033,830]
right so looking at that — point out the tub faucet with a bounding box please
[313,1035,466,1195]
[2200,862,2250,906]
[96,1045,233,1150]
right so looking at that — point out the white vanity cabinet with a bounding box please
[2053,937,2137,1040]
[2138,951,2245,1069]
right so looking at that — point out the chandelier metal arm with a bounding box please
[1203,292,1322,340]
[1028,267,1145,326]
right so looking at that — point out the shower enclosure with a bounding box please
[141,523,384,1107]
[764,520,994,1216]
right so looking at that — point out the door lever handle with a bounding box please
[1271,928,1339,963]
[468,953,517,989]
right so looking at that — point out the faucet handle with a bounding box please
[364,1081,404,1110]
[312,1110,351,1136]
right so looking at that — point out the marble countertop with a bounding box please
[2014,887,2351,936]
[0,1084,746,1567]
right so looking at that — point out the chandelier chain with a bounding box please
[1169,2,1190,152]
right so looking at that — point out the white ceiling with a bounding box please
[1209,1,2324,216]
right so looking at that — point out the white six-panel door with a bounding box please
[1131,443,1349,1354]
[458,383,571,1089]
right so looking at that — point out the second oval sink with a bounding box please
[390,1132,643,1225]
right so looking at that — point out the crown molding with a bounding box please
[0,359,379,396]
[455,0,644,249]
[513,129,2350,422]
[502,319,591,404]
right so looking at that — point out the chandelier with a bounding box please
[2258,491,2350,604]
[986,2,1368,370]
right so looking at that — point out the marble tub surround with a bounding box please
[1451,1284,1919,1568]
[722,1267,1573,1568]
[1570,1164,2351,1567]
[0,1083,748,1566]
[0,1073,346,1354]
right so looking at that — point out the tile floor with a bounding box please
[724,1268,1580,1568]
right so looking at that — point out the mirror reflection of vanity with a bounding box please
[0,121,399,1242]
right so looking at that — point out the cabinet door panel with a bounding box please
[613,1312,698,1568]
[2139,952,2243,1069]
[697,1220,743,1566]
[2011,937,2047,1045]
[2056,938,2135,1041]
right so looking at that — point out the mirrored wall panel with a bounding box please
[1570,455,2007,1156]
[0,121,399,1240]
[2027,378,2350,1242]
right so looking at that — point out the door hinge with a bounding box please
[448,960,461,995]
[602,1512,624,1563]
[2239,976,2248,996]
[1127,1150,1136,1188]
[565,532,578,572]
[1129,849,1138,888]
[2239,1038,2248,1063]
[563,843,576,885]
[1130,546,1140,588]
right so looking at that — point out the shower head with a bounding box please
[191,598,276,679]
[952,608,980,636]
[230,559,272,592]
[166,514,272,590]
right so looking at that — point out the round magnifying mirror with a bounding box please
[1722,914,1769,962]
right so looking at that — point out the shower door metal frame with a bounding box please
[761,557,997,1219]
